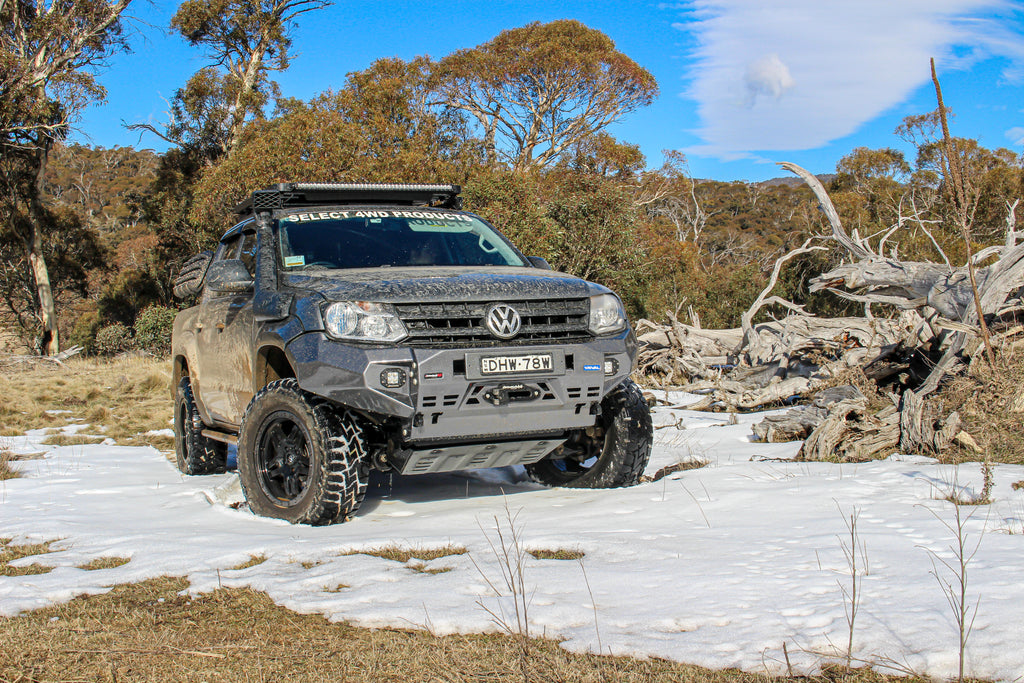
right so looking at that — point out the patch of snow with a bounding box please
[1,407,1023,680]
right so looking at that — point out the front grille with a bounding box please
[395,298,591,347]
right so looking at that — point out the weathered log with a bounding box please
[637,161,1019,460]
[0,345,83,368]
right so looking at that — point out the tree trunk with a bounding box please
[27,139,59,356]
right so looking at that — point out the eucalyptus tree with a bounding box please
[132,0,330,164]
[0,0,132,354]
[434,20,658,171]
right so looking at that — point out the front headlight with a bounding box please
[588,293,627,335]
[323,301,408,342]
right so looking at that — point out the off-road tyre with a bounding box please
[174,377,228,475]
[526,378,652,488]
[173,251,214,299]
[237,378,368,525]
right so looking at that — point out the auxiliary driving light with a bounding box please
[380,368,407,389]
[604,357,619,376]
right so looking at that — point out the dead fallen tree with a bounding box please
[637,161,1023,460]
[0,345,83,369]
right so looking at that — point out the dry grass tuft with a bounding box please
[409,564,453,575]
[529,548,585,561]
[0,449,17,480]
[937,341,1024,465]
[0,539,56,577]
[343,544,467,564]
[323,583,349,593]
[228,555,267,570]
[0,577,929,683]
[77,557,130,571]
[1013,480,1023,491]
[0,356,172,451]
[40,434,107,447]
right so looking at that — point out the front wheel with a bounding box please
[526,379,652,488]
[237,379,368,525]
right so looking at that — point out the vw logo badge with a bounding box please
[484,303,522,339]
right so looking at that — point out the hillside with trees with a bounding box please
[1,4,1021,362]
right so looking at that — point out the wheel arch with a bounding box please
[172,355,189,397]
[254,344,296,393]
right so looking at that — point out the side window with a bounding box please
[238,231,257,276]
[215,234,242,262]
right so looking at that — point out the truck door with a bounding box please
[195,228,257,428]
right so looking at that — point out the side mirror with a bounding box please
[205,259,254,293]
[527,256,552,270]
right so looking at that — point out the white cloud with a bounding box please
[744,54,795,103]
[676,0,1024,158]
[1007,126,1024,146]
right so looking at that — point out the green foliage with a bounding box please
[190,57,481,232]
[465,168,648,314]
[434,20,658,170]
[68,308,102,355]
[44,144,157,236]
[0,203,103,344]
[97,270,165,329]
[160,0,331,160]
[463,170,556,261]
[133,305,177,356]
[94,322,134,356]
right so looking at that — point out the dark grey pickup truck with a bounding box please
[171,183,652,525]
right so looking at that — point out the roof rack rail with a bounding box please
[235,182,462,214]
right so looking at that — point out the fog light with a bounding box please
[603,357,619,376]
[380,368,407,389]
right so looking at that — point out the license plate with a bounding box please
[480,353,553,375]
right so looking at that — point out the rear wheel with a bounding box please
[237,379,368,525]
[526,379,652,488]
[174,377,227,475]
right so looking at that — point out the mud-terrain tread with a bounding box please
[237,379,368,525]
[173,251,213,299]
[174,377,228,475]
[526,378,652,488]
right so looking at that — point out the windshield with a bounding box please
[277,209,528,270]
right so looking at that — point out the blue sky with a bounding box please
[75,0,1024,182]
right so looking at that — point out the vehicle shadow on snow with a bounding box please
[355,466,542,516]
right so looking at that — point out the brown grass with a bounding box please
[0,539,56,577]
[40,434,108,446]
[0,449,16,480]
[0,355,173,452]
[937,340,1024,465]
[529,548,585,561]
[77,556,131,571]
[228,555,267,570]
[0,577,932,683]
[343,544,467,563]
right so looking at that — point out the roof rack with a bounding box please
[235,182,462,214]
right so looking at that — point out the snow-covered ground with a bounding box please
[2,394,1023,680]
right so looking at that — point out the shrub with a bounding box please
[134,305,177,355]
[94,323,134,356]
[67,308,102,355]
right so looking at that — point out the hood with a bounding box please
[282,266,607,303]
